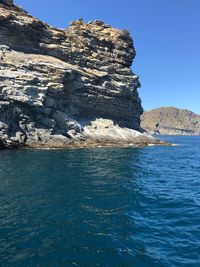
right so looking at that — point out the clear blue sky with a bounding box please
[15,0,200,114]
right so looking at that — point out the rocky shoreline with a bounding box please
[0,0,167,149]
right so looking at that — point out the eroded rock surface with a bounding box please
[0,0,163,148]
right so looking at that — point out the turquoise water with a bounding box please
[0,136,200,267]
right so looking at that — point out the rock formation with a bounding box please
[0,0,164,148]
[141,107,200,135]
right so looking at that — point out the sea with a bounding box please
[0,136,200,267]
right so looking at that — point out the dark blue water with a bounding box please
[0,136,200,267]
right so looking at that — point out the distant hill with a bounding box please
[141,107,200,135]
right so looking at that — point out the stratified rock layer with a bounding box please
[0,0,163,148]
[141,107,200,135]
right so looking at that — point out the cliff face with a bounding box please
[0,0,163,148]
[141,107,200,135]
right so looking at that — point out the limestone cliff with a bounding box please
[141,107,200,135]
[0,0,163,148]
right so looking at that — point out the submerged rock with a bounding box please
[0,0,165,148]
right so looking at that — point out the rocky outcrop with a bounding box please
[1,0,13,6]
[141,107,200,135]
[0,0,164,148]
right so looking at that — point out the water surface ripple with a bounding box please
[0,136,200,266]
